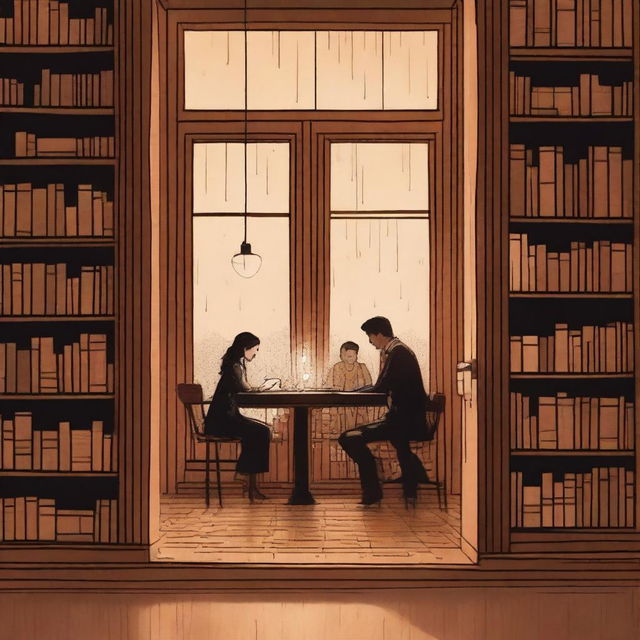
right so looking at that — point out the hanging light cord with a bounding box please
[243,0,248,244]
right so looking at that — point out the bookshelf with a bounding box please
[0,0,118,546]
[508,0,638,547]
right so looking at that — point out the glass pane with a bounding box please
[316,31,383,110]
[329,218,430,388]
[184,31,245,110]
[330,142,429,211]
[383,31,438,110]
[193,142,290,214]
[248,31,315,109]
[193,216,291,396]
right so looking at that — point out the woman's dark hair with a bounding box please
[360,316,394,337]
[340,341,359,353]
[220,332,260,374]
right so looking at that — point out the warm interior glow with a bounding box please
[329,218,430,388]
[193,217,291,396]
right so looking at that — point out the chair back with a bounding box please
[177,383,207,440]
[420,393,445,442]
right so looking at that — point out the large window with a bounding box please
[184,30,438,111]
[192,142,291,395]
[329,142,430,385]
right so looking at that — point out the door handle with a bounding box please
[456,359,477,379]
[456,359,477,400]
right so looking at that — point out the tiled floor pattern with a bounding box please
[153,489,469,564]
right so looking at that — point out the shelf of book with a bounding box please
[506,0,639,549]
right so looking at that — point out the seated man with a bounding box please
[338,316,430,505]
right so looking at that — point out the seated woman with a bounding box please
[204,332,271,503]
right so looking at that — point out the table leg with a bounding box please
[287,406,316,505]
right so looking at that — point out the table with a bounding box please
[235,390,387,504]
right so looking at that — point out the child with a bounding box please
[324,341,372,391]
[324,341,373,430]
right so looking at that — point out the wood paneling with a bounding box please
[118,0,154,544]
[475,0,510,554]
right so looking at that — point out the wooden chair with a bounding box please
[377,393,447,509]
[176,383,241,508]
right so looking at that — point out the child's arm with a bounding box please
[360,362,372,387]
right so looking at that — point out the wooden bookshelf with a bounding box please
[507,0,638,548]
[0,0,119,548]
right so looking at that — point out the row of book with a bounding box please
[0,334,114,394]
[510,322,634,373]
[509,234,632,292]
[510,0,634,48]
[0,183,114,238]
[0,497,117,542]
[0,263,114,316]
[0,77,24,105]
[510,73,634,116]
[34,69,113,107]
[511,468,634,529]
[511,392,634,450]
[0,2,112,46]
[510,145,633,218]
[1,414,116,471]
[15,132,115,158]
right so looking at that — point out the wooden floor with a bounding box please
[153,488,468,564]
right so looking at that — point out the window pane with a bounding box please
[184,30,439,110]
[193,142,290,214]
[184,31,245,110]
[316,31,383,109]
[248,31,315,109]
[193,217,291,395]
[383,31,438,110]
[329,218,430,388]
[330,143,429,211]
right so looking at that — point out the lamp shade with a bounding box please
[231,241,262,278]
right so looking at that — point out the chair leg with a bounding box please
[214,441,223,507]
[205,441,210,508]
[434,441,443,511]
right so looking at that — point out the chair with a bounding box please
[377,393,447,509]
[176,383,241,508]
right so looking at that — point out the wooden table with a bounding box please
[235,390,387,504]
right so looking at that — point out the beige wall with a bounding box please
[2,587,639,640]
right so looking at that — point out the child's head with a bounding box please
[339,341,359,364]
